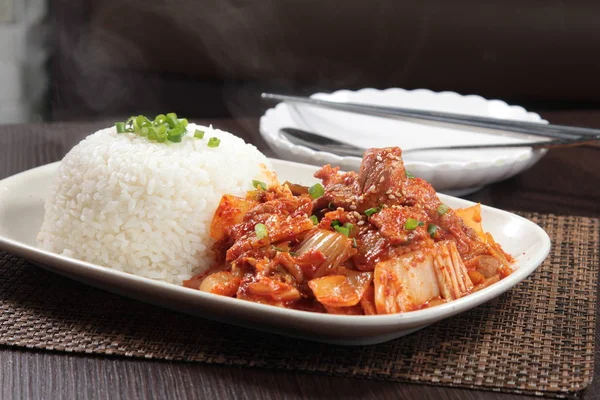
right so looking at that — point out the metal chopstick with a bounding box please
[279,127,598,158]
[262,93,600,140]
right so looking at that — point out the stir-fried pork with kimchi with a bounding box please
[184,147,513,314]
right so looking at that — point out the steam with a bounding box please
[59,0,432,122]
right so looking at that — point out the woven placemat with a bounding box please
[0,212,597,398]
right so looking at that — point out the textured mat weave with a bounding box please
[0,213,597,398]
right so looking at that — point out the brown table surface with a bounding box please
[0,110,599,400]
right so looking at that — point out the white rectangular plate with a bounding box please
[0,159,551,345]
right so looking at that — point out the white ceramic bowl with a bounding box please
[0,159,551,345]
[260,88,548,196]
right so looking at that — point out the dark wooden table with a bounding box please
[1,111,599,400]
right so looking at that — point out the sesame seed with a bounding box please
[376,156,383,162]
[388,194,396,200]
[357,220,365,226]
[349,204,357,210]
[379,176,385,183]
[385,189,392,195]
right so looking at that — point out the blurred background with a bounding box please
[2,0,600,125]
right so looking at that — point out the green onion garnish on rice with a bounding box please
[115,122,125,133]
[194,130,205,139]
[166,113,179,128]
[115,114,223,147]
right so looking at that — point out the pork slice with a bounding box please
[313,164,361,211]
[357,147,407,211]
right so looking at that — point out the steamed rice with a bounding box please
[36,123,276,284]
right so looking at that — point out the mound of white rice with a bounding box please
[37,123,276,284]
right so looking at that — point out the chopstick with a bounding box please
[279,127,599,158]
[262,93,600,140]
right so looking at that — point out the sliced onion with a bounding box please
[294,229,356,278]
[198,270,242,297]
[246,277,301,302]
[308,268,372,308]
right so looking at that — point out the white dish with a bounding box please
[259,88,548,196]
[0,159,551,345]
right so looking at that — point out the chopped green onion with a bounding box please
[115,122,125,133]
[252,180,267,191]
[168,134,182,143]
[364,207,380,217]
[405,170,415,179]
[125,116,135,132]
[332,222,353,236]
[309,215,319,225]
[255,223,268,239]
[167,127,183,142]
[308,183,324,199]
[117,113,200,144]
[428,223,438,238]
[131,117,141,133]
[328,202,336,210]
[334,225,350,236]
[207,137,221,147]
[156,124,167,142]
[166,115,179,129]
[136,115,151,129]
[194,130,205,139]
[147,127,157,141]
[437,204,450,216]
[173,125,186,135]
[404,218,421,230]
